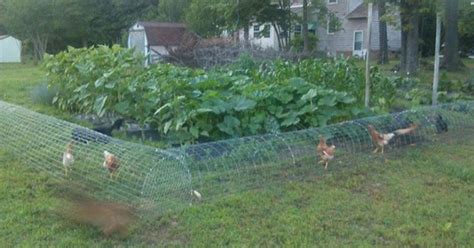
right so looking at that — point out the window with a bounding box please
[354,31,363,51]
[328,0,338,4]
[294,24,302,36]
[327,19,337,34]
[253,25,260,38]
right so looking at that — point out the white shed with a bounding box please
[0,35,22,63]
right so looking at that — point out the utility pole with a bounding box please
[365,3,373,108]
[432,12,442,106]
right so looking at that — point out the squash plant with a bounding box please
[44,46,396,144]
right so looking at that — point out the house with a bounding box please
[0,35,21,63]
[128,22,192,65]
[315,0,401,57]
[237,23,280,50]
[240,0,401,57]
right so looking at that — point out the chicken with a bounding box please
[62,142,74,176]
[393,123,418,135]
[316,136,328,156]
[192,190,202,200]
[316,136,336,170]
[71,119,124,144]
[368,124,419,154]
[103,151,119,179]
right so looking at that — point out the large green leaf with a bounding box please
[114,101,130,114]
[229,96,257,112]
[217,115,241,136]
[281,112,300,127]
[301,89,318,101]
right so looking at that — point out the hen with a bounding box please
[72,118,124,144]
[316,136,336,170]
[62,142,74,176]
[368,124,418,154]
[103,151,120,179]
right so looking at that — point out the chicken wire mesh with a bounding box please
[0,100,473,212]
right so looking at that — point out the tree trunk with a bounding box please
[272,22,283,50]
[399,0,408,72]
[406,11,420,74]
[378,0,389,64]
[442,0,463,70]
[243,25,249,48]
[302,0,309,53]
[286,0,292,50]
[32,32,48,62]
[400,0,420,74]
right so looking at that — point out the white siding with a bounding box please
[0,36,21,63]
[239,23,280,50]
[317,0,401,56]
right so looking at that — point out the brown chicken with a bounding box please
[62,142,74,176]
[66,197,135,237]
[316,136,336,170]
[367,124,418,154]
[103,151,119,179]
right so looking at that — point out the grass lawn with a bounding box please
[0,62,473,246]
[0,139,473,246]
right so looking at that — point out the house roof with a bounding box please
[347,4,368,19]
[134,22,189,46]
[0,35,14,40]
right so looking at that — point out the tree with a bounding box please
[378,0,389,64]
[154,0,190,22]
[299,0,335,52]
[459,0,474,54]
[398,0,422,74]
[223,0,272,45]
[0,0,62,60]
[302,0,309,52]
[442,0,463,70]
[185,0,227,37]
[0,0,158,57]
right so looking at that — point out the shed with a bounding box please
[0,35,21,63]
[128,22,192,65]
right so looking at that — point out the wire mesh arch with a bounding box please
[0,100,473,211]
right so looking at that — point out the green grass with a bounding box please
[0,140,473,246]
[0,62,473,246]
[0,63,74,121]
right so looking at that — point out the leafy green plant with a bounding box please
[44,47,397,144]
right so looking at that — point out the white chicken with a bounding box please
[62,142,74,176]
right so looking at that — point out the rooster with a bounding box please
[368,124,418,154]
[103,151,119,179]
[316,136,336,170]
[62,142,74,176]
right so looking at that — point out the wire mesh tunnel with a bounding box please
[0,100,473,211]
